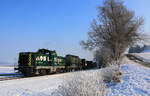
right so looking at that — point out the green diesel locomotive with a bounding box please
[15,49,81,76]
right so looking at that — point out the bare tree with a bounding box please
[81,0,144,67]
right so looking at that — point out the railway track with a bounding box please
[0,72,70,81]
[0,76,23,81]
[0,73,24,81]
[0,73,22,76]
[126,54,150,67]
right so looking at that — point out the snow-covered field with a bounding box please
[0,66,14,74]
[0,73,70,96]
[0,66,69,96]
[0,66,23,78]
[0,54,150,96]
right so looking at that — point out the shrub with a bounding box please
[52,71,108,96]
[101,67,122,83]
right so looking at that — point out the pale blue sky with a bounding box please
[0,0,150,64]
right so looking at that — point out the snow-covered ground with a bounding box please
[0,66,68,96]
[0,55,150,96]
[128,53,150,64]
[0,73,70,96]
[0,66,15,74]
[0,66,23,78]
[134,53,150,60]
[107,64,150,96]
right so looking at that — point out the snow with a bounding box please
[107,64,150,96]
[0,66,15,74]
[134,53,150,60]
[1,56,150,96]
[0,66,22,78]
[0,66,69,96]
[107,56,150,96]
[129,53,150,64]
[0,73,69,96]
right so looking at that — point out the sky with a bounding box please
[0,0,150,64]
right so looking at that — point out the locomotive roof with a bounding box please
[38,49,56,53]
[36,49,57,56]
[66,54,79,58]
[19,49,57,55]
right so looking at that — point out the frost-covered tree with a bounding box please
[52,71,108,96]
[81,0,144,67]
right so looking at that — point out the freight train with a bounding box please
[15,49,97,76]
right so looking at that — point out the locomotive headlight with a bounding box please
[85,64,87,66]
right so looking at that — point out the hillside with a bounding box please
[107,63,150,96]
[107,53,150,96]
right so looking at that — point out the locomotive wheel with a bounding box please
[23,68,35,76]
[60,68,64,73]
[72,68,75,72]
[39,69,46,75]
[56,68,61,73]
[46,70,50,75]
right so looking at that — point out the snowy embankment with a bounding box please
[107,63,150,96]
[134,53,150,61]
[107,54,150,96]
[128,53,150,64]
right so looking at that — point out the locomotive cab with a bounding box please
[17,52,36,76]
